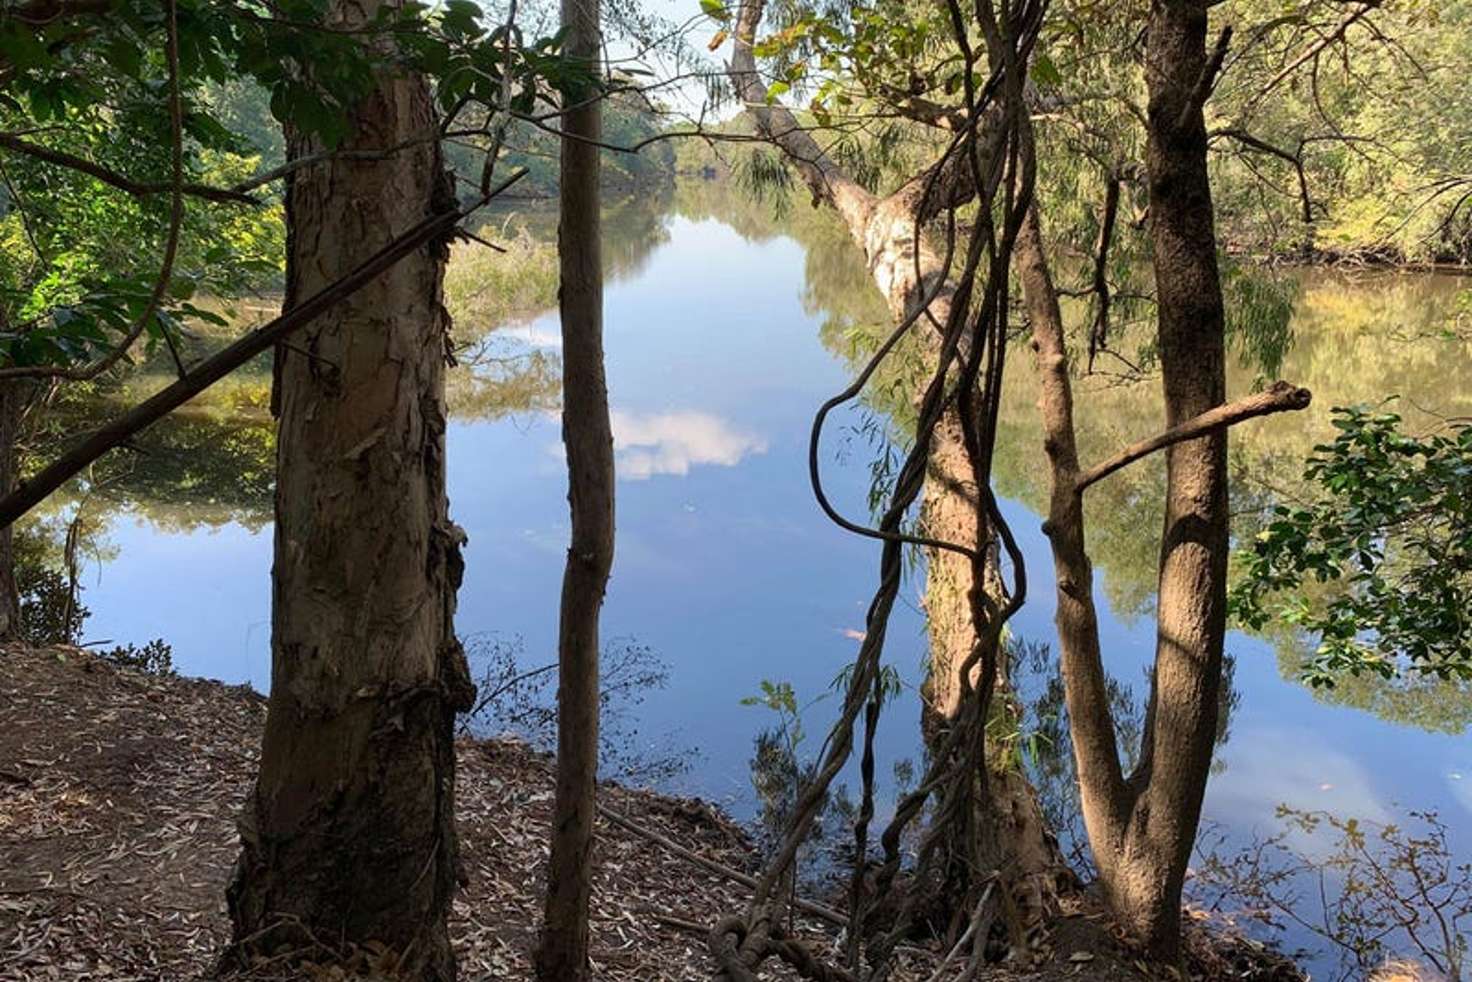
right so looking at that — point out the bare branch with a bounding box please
[1211,127,1313,224]
[1075,381,1312,494]
[1178,25,1233,130]
[0,132,259,205]
[5,0,113,25]
[1087,174,1121,370]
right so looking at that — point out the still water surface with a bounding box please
[58,182,1472,967]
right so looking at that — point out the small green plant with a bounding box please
[100,639,176,676]
[828,661,903,709]
[741,678,808,749]
[741,678,833,872]
[741,668,907,880]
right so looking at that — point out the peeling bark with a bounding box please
[225,10,473,978]
[730,0,1063,928]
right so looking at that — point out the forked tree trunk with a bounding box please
[1122,3,1231,957]
[534,0,615,975]
[225,11,474,977]
[1020,1,1234,958]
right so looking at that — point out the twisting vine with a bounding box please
[710,1,1047,979]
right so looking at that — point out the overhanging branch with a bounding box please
[0,132,260,205]
[1211,127,1313,225]
[0,170,525,529]
[1075,381,1312,494]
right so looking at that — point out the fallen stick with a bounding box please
[647,909,710,936]
[595,802,847,927]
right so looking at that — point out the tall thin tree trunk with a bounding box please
[535,0,614,975]
[225,7,474,977]
[1126,1,1230,958]
[0,378,26,641]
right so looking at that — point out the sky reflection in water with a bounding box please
[79,207,1472,956]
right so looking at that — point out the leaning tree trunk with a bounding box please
[225,11,474,978]
[728,4,1063,933]
[534,0,615,975]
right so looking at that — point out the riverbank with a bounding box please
[0,645,1299,981]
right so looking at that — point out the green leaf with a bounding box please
[1030,54,1062,87]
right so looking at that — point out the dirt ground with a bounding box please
[0,644,1293,981]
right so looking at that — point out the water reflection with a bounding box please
[1205,727,1396,834]
[35,185,1472,941]
[608,409,768,480]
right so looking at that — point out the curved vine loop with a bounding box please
[711,1,1048,979]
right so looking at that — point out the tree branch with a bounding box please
[0,171,524,529]
[1211,127,1313,224]
[6,0,113,24]
[0,132,260,205]
[1177,25,1232,130]
[1075,381,1312,494]
[1243,1,1381,114]
[1087,174,1121,370]
[726,0,875,229]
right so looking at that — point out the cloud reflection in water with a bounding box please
[609,410,768,480]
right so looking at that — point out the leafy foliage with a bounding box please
[0,0,591,379]
[101,638,176,675]
[16,564,88,645]
[1232,405,1472,686]
[12,522,175,669]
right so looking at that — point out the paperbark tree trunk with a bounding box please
[729,0,1062,930]
[225,8,474,977]
[534,0,615,975]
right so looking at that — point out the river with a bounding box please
[31,179,1472,975]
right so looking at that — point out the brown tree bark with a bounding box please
[1116,5,1232,958]
[225,7,474,977]
[1023,203,1311,963]
[534,0,615,975]
[0,379,28,640]
[1018,5,1307,959]
[729,0,1062,929]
